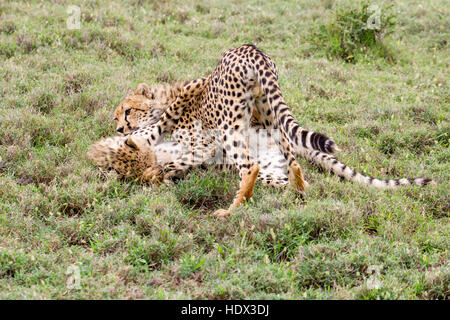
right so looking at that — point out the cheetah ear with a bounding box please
[125,137,139,150]
[135,83,154,99]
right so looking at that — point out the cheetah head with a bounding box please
[113,83,165,135]
[87,135,159,180]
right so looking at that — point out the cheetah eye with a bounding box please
[125,109,131,116]
[113,117,118,121]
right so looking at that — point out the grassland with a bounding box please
[0,0,448,299]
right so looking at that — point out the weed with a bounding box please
[310,0,396,62]
[179,254,206,278]
[173,169,237,212]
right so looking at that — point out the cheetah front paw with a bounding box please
[213,209,231,218]
[141,167,164,185]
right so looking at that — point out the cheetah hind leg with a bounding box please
[213,164,260,218]
[252,96,309,192]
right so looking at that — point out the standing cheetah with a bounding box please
[124,44,332,216]
[107,44,433,216]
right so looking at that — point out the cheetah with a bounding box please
[92,80,292,186]
[109,81,292,186]
[87,132,291,188]
[124,45,337,217]
[103,44,434,216]
[110,80,434,189]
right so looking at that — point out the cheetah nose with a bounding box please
[116,127,124,134]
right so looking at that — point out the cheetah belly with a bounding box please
[153,136,289,187]
[153,141,185,166]
[249,137,289,187]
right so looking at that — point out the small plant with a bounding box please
[32,92,56,114]
[0,250,32,278]
[173,169,236,212]
[310,1,396,62]
[0,0,447,300]
[435,126,449,148]
[179,254,206,278]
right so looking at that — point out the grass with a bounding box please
[309,0,396,62]
[0,0,448,299]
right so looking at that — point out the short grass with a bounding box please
[0,0,448,299]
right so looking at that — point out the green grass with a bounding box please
[309,0,396,62]
[0,0,448,299]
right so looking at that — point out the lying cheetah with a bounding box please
[94,45,434,216]
[87,131,291,188]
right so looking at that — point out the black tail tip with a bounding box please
[324,140,338,153]
[421,178,435,186]
[311,132,338,154]
[410,178,436,186]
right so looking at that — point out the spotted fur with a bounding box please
[100,45,434,215]
[297,148,435,188]
[86,135,162,183]
[111,80,434,189]
[117,45,320,216]
[87,133,290,188]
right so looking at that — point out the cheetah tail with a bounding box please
[291,129,339,154]
[299,147,435,188]
[254,62,337,154]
